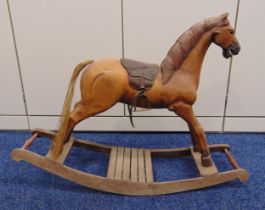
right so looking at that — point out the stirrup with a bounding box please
[128,88,151,127]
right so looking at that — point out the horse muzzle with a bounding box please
[222,44,241,58]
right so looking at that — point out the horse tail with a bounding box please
[51,59,94,158]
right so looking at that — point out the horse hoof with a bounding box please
[201,155,213,167]
[193,145,200,152]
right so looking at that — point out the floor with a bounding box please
[0,131,264,210]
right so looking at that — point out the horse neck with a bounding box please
[181,31,213,87]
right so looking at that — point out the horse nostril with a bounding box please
[229,44,241,55]
[236,44,241,52]
[236,45,241,52]
[231,44,241,55]
[230,48,237,55]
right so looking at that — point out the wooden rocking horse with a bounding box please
[12,13,249,195]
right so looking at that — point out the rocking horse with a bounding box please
[12,13,249,195]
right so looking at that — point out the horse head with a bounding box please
[212,13,241,58]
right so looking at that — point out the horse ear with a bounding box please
[220,12,229,20]
[219,12,230,25]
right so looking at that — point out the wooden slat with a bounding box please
[114,147,124,180]
[122,148,131,180]
[131,149,138,182]
[191,148,218,176]
[138,149,145,183]
[144,150,154,183]
[107,147,118,179]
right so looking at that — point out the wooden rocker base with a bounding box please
[11,129,249,196]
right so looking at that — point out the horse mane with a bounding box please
[160,13,230,84]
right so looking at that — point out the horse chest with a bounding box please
[161,76,197,107]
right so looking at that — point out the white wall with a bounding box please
[1,0,264,132]
[224,0,265,132]
[0,0,28,129]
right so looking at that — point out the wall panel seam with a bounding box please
[221,0,241,132]
[121,0,126,117]
[6,0,30,130]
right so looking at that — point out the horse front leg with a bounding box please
[188,124,200,152]
[171,102,212,167]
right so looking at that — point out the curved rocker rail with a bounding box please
[12,149,248,196]
[11,129,249,196]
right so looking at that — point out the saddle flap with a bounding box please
[121,58,160,127]
[120,58,159,90]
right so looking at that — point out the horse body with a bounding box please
[78,54,199,110]
[51,13,240,167]
[78,59,165,109]
[79,27,211,110]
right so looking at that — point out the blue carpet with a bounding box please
[0,131,264,210]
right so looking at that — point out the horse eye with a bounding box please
[230,30,234,34]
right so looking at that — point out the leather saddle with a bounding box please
[120,58,160,127]
[120,58,160,91]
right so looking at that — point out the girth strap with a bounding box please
[120,58,158,127]
[127,89,150,128]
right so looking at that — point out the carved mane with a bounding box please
[160,13,230,84]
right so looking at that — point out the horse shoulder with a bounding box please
[161,70,197,107]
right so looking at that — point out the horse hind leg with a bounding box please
[63,73,125,141]
[64,101,109,139]
[63,97,120,143]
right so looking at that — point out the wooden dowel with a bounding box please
[74,139,111,153]
[22,133,38,149]
[32,128,56,139]
[224,149,240,169]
